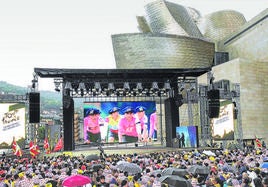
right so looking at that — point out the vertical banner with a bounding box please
[0,103,26,146]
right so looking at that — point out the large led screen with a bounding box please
[175,126,198,148]
[0,103,26,146]
[211,103,234,140]
[84,101,156,144]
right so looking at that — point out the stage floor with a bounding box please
[52,141,217,158]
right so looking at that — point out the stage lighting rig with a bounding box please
[78,82,86,96]
[123,82,130,91]
[164,81,171,91]
[54,78,62,92]
[136,82,143,92]
[31,72,39,91]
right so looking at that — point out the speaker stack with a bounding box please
[164,98,179,147]
[207,89,220,118]
[63,95,75,151]
[29,92,40,123]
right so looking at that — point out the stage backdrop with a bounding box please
[0,103,26,146]
[211,103,234,140]
[83,101,156,143]
[175,126,198,148]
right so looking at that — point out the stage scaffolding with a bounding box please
[38,68,240,149]
[33,68,214,150]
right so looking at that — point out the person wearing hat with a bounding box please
[118,106,138,143]
[84,108,102,143]
[105,107,121,143]
[134,106,149,142]
[149,107,157,141]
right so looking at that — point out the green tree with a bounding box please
[38,126,46,140]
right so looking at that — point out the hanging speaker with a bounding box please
[164,98,179,147]
[63,96,74,151]
[29,92,40,123]
[207,89,220,118]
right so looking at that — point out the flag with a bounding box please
[12,137,17,153]
[14,144,22,157]
[29,141,40,158]
[11,138,22,157]
[53,138,63,152]
[44,138,51,154]
[255,136,262,148]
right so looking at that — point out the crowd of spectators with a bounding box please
[0,146,268,187]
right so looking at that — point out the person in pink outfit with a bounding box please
[84,108,102,143]
[149,107,157,141]
[118,106,138,143]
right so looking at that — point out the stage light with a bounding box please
[152,82,159,91]
[72,83,79,94]
[54,78,62,92]
[179,82,185,92]
[64,81,72,90]
[164,81,171,91]
[31,72,38,90]
[123,82,130,91]
[209,76,215,85]
[108,83,115,91]
[94,82,101,92]
[31,81,36,89]
[78,82,86,96]
[136,82,143,92]
[189,83,196,92]
[78,82,85,90]
[84,82,91,93]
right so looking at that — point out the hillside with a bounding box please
[0,81,62,111]
[0,81,85,112]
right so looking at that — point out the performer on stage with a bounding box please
[105,107,121,143]
[135,106,149,142]
[149,107,158,141]
[84,108,102,143]
[118,106,138,143]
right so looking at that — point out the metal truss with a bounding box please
[198,72,242,147]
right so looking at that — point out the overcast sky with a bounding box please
[0,0,266,91]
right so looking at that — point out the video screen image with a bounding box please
[83,101,156,144]
[175,126,198,148]
[211,103,234,140]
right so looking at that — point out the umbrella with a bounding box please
[152,169,162,176]
[261,162,268,168]
[62,174,91,187]
[85,154,99,162]
[116,160,128,165]
[188,165,210,175]
[222,165,237,173]
[202,150,216,156]
[116,162,142,175]
[159,175,192,187]
[91,164,103,172]
[161,168,189,177]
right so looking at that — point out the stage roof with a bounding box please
[34,68,210,82]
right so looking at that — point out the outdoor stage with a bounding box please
[51,141,220,158]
